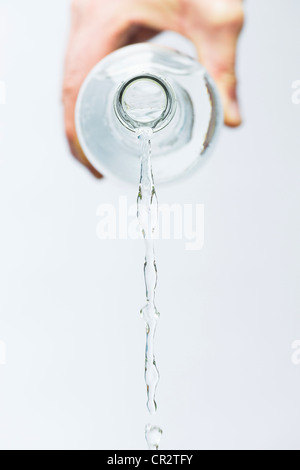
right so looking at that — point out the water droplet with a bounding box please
[145,424,163,450]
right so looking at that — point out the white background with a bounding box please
[0,0,300,450]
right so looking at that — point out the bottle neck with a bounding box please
[114,73,176,133]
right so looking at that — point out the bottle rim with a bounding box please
[114,73,177,133]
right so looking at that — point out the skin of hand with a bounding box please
[63,0,244,177]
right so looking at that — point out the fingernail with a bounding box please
[228,100,242,125]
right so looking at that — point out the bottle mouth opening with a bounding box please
[114,73,176,133]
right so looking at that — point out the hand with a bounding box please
[63,0,244,177]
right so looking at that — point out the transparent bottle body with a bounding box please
[75,44,223,185]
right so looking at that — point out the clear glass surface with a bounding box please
[75,43,223,185]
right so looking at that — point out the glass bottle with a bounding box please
[75,43,223,184]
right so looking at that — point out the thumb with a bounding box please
[195,22,243,127]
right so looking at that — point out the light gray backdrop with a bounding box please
[0,0,299,450]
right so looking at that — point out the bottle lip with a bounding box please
[114,73,177,133]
